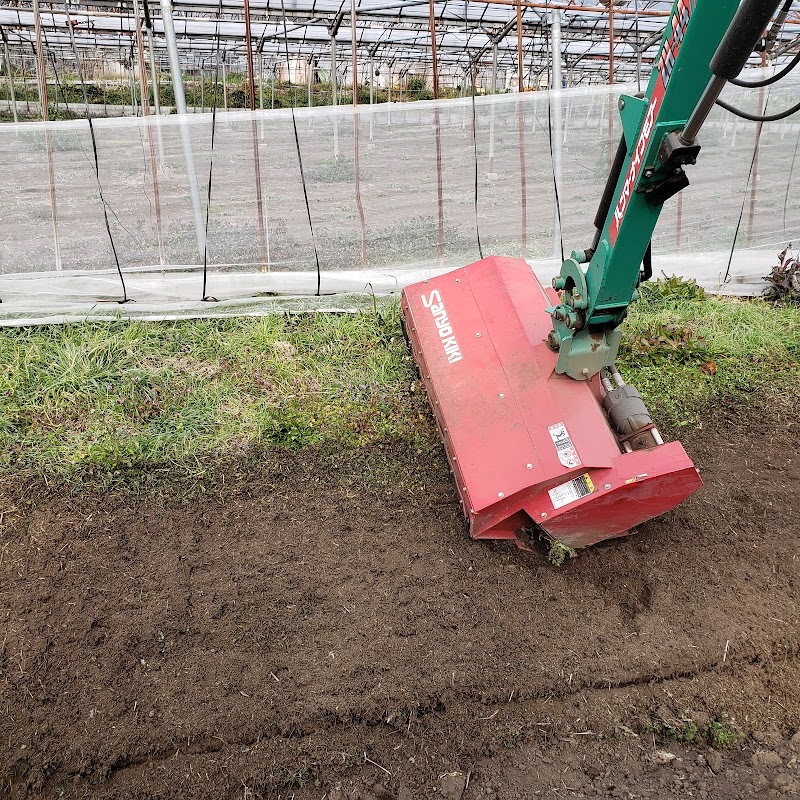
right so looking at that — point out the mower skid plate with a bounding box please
[401,256,702,549]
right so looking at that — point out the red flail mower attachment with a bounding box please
[401,256,702,549]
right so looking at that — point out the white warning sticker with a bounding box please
[549,473,595,510]
[548,422,582,468]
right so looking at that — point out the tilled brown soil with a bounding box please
[1,399,799,799]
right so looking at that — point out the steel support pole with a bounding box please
[351,0,358,105]
[24,54,31,113]
[369,54,374,105]
[307,56,312,107]
[331,35,338,105]
[608,2,614,85]
[516,0,524,92]
[129,61,138,115]
[429,0,439,99]
[260,54,264,110]
[2,32,17,123]
[491,41,498,93]
[331,34,339,157]
[222,59,229,110]
[33,0,62,270]
[131,8,165,263]
[551,10,563,258]
[368,53,374,140]
[552,9,562,90]
[162,0,186,113]
[32,0,48,120]
[161,0,206,262]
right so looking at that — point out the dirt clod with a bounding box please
[751,750,784,770]
[439,772,467,800]
[706,750,724,774]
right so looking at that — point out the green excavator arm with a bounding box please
[549,0,782,380]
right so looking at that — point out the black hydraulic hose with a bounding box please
[591,134,627,250]
[710,0,784,81]
[729,49,800,87]
[716,95,800,121]
[640,240,653,284]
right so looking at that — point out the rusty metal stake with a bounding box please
[429,0,440,99]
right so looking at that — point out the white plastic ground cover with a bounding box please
[0,73,798,324]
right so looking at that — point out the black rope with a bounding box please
[62,3,130,303]
[724,95,769,284]
[729,49,800,88]
[469,60,483,259]
[201,0,224,302]
[279,0,322,295]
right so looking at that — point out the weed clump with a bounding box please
[763,246,800,305]
[646,712,744,750]
[638,274,707,305]
[544,537,576,567]
[708,719,745,749]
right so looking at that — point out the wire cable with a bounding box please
[729,49,800,88]
[545,11,564,263]
[200,0,224,302]
[724,94,769,283]
[279,0,322,295]
[62,2,130,303]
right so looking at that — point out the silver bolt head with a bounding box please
[499,393,505,398]
[497,492,504,498]
[475,332,481,337]
[604,483,612,490]
[541,512,547,519]
[526,463,533,470]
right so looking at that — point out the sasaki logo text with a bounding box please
[611,96,659,241]
[609,0,695,244]
[421,290,463,364]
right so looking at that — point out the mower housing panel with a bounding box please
[401,256,702,549]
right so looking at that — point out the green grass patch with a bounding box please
[1,287,799,490]
[0,306,431,487]
[619,278,800,429]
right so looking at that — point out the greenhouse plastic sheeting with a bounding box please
[0,75,798,324]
